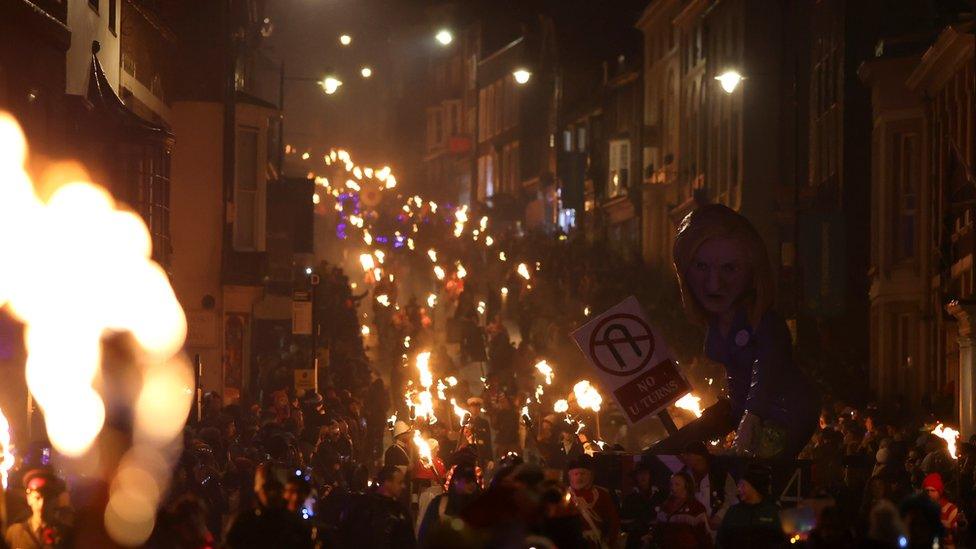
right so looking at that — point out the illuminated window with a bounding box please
[608,139,630,198]
[234,128,260,251]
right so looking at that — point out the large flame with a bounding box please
[554,399,569,413]
[675,393,703,418]
[573,380,603,412]
[534,360,554,385]
[932,423,960,459]
[0,407,12,490]
[413,430,433,467]
[0,113,191,546]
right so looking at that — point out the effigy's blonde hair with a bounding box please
[672,204,774,328]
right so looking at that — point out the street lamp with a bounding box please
[435,29,454,46]
[513,68,532,85]
[715,70,745,93]
[339,34,352,46]
[320,76,343,95]
[360,66,373,78]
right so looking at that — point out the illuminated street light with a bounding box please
[435,29,454,46]
[339,34,352,46]
[360,66,373,78]
[320,76,343,95]
[513,68,532,85]
[715,70,744,94]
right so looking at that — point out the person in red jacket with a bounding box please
[923,472,966,548]
[567,455,620,548]
[655,471,713,548]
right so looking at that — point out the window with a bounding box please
[477,154,494,200]
[577,127,587,152]
[608,139,630,198]
[426,107,443,151]
[443,100,462,137]
[108,0,117,35]
[478,88,487,141]
[562,130,572,152]
[234,128,260,251]
[893,133,918,261]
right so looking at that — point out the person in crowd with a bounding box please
[899,492,944,549]
[567,455,619,548]
[492,391,520,458]
[466,397,493,466]
[923,472,965,548]
[620,460,663,549]
[225,462,313,548]
[653,471,712,549]
[338,465,415,549]
[6,469,72,549]
[417,464,481,544]
[716,464,783,548]
[283,475,312,515]
[384,420,412,472]
[679,441,738,536]
[672,204,820,458]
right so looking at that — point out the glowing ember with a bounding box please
[573,380,603,412]
[535,385,544,402]
[456,264,467,279]
[427,249,438,262]
[376,294,391,307]
[361,325,370,336]
[433,265,446,280]
[485,236,494,246]
[517,263,531,280]
[932,423,960,459]
[554,399,569,413]
[534,360,554,385]
[477,301,486,315]
[501,287,509,296]
[499,251,507,261]
[374,249,385,264]
[427,293,437,308]
[674,393,703,418]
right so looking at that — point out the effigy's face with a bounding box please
[686,236,751,318]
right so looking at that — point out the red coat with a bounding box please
[571,485,620,547]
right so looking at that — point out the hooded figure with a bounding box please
[673,204,819,458]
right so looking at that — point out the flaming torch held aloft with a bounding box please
[574,380,603,439]
[534,360,554,385]
[932,423,960,459]
[675,393,704,418]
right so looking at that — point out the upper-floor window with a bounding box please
[426,106,444,151]
[233,127,261,251]
[108,0,117,35]
[608,139,630,198]
[892,132,919,262]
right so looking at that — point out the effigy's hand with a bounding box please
[732,412,761,455]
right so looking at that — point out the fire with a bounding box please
[450,398,468,426]
[445,376,458,387]
[427,293,437,308]
[675,393,703,418]
[0,407,12,490]
[376,294,391,307]
[517,263,531,280]
[416,351,433,389]
[359,253,375,271]
[413,430,433,467]
[477,301,486,315]
[433,265,446,280]
[932,423,960,459]
[361,325,370,336]
[436,379,447,400]
[554,399,569,413]
[0,113,192,545]
[456,263,468,279]
[534,360,554,385]
[573,380,603,412]
[427,249,438,262]
[535,385,545,402]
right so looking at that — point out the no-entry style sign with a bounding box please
[572,296,691,424]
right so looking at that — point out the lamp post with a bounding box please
[278,63,342,170]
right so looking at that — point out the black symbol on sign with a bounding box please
[588,313,655,376]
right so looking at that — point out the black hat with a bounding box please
[567,454,594,471]
[741,463,771,496]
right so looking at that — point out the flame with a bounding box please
[501,287,509,297]
[0,114,191,545]
[413,430,433,467]
[932,423,960,459]
[0,408,12,490]
[361,325,370,336]
[376,294,391,307]
[554,399,569,413]
[436,379,447,400]
[416,351,433,388]
[427,293,437,308]
[535,385,544,402]
[573,380,602,412]
[675,393,703,418]
[456,263,467,279]
[517,263,531,280]
[359,253,375,271]
[433,265,446,280]
[427,249,438,262]
[477,301,486,315]
[534,360,554,385]
[445,376,458,387]
[374,249,385,264]
[450,398,468,426]
[499,251,507,262]
[485,236,494,247]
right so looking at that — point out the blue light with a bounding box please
[897,536,907,548]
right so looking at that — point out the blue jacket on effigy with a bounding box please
[705,309,819,457]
